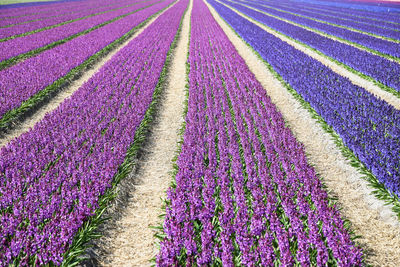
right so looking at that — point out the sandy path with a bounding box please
[206,1,400,266]
[219,1,400,110]
[0,3,177,150]
[92,1,192,266]
[230,0,400,64]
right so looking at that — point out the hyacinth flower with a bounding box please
[220,0,400,93]
[0,0,188,264]
[0,0,121,26]
[0,0,174,122]
[0,0,145,39]
[0,0,162,63]
[231,0,400,48]
[211,0,400,214]
[244,0,400,39]
[158,0,363,265]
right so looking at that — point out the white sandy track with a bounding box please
[93,1,191,266]
[220,0,400,112]
[206,1,400,266]
[0,2,177,150]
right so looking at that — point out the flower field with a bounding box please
[0,0,399,265]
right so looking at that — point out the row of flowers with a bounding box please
[211,0,400,211]
[244,0,400,40]
[235,0,400,59]
[0,0,102,19]
[157,0,363,265]
[222,1,400,94]
[0,0,158,63]
[0,0,187,265]
[0,0,140,39]
[257,0,400,32]
[0,0,120,26]
[0,0,172,120]
[226,0,400,97]
[298,0,400,24]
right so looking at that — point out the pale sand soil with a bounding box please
[222,1,400,111]
[207,1,400,266]
[89,1,192,266]
[231,0,400,63]
[0,4,176,150]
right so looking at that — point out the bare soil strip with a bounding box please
[0,2,177,150]
[206,1,400,266]
[93,1,192,266]
[220,1,400,110]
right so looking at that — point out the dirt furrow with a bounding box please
[94,1,192,266]
[206,1,400,266]
[0,2,177,150]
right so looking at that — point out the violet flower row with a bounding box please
[211,0,400,197]
[243,0,400,40]
[294,0,400,24]
[254,0,400,32]
[221,0,400,93]
[0,0,96,19]
[158,0,363,266]
[0,0,172,120]
[0,0,129,27]
[0,0,146,39]
[0,0,187,265]
[0,0,158,62]
[229,0,400,59]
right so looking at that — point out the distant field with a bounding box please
[0,0,55,5]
